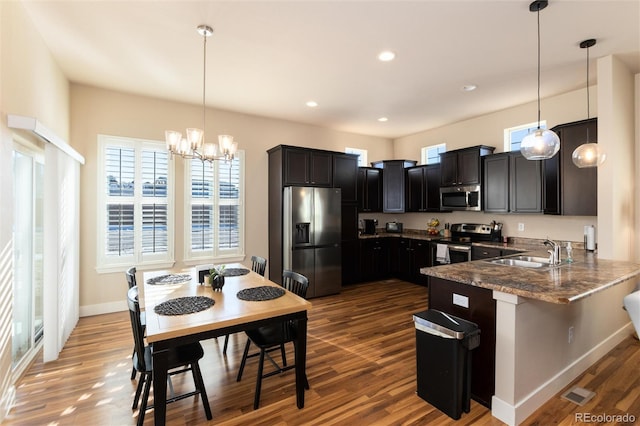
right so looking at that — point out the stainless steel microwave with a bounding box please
[440,185,481,211]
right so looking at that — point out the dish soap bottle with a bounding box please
[565,242,573,263]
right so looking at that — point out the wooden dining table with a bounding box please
[142,264,312,425]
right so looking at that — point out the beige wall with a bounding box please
[71,84,392,315]
[0,1,71,421]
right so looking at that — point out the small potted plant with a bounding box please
[209,265,226,291]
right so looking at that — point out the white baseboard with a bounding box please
[491,323,633,426]
[79,301,126,317]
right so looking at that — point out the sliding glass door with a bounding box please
[12,147,44,368]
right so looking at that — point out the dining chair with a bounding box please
[126,267,146,380]
[221,255,268,354]
[127,286,212,426]
[236,269,309,409]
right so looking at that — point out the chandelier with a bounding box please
[165,24,237,162]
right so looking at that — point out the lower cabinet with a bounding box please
[359,238,389,282]
[428,276,496,408]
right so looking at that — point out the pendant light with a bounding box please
[165,25,237,163]
[520,0,560,160]
[572,39,605,168]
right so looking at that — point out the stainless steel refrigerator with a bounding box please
[283,186,342,298]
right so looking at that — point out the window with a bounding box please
[97,135,174,271]
[185,151,244,262]
[421,143,446,165]
[504,121,547,152]
[345,147,368,167]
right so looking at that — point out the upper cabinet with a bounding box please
[440,145,495,186]
[357,167,382,212]
[543,118,598,216]
[371,160,417,213]
[282,146,333,186]
[333,153,359,203]
[484,152,542,213]
[406,164,442,212]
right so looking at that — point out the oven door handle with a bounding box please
[447,245,472,252]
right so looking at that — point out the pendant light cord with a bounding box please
[586,45,590,119]
[202,30,208,142]
[536,6,541,129]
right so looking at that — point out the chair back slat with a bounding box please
[281,270,309,298]
[126,266,137,289]
[251,255,267,277]
[127,286,147,371]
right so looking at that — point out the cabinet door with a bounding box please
[458,149,481,185]
[471,246,502,260]
[510,153,542,213]
[333,154,358,202]
[382,161,406,212]
[341,202,359,241]
[440,152,458,186]
[424,164,442,211]
[396,239,413,281]
[357,168,382,212]
[360,239,388,281]
[406,167,425,212]
[483,154,509,213]
[411,240,431,285]
[559,120,597,216]
[310,152,332,186]
[342,239,360,284]
[284,148,310,185]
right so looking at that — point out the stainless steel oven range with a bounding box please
[433,223,501,265]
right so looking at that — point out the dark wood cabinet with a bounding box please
[543,118,598,216]
[360,238,389,282]
[440,145,494,186]
[283,146,332,186]
[471,246,502,260]
[333,154,359,203]
[341,239,360,285]
[371,160,417,213]
[428,277,496,408]
[357,167,382,212]
[406,164,442,212]
[388,238,431,285]
[483,152,542,213]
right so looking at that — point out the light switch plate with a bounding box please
[453,293,469,308]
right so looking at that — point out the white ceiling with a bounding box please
[20,0,640,139]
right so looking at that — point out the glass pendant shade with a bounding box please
[572,142,605,168]
[520,128,560,160]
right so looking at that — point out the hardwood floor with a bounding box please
[5,279,639,425]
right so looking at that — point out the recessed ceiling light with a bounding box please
[377,51,396,62]
[306,101,318,107]
[461,84,477,92]
[377,117,388,122]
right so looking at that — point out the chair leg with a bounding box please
[280,343,287,367]
[191,361,213,420]
[223,334,230,354]
[132,372,144,409]
[254,348,266,409]
[137,372,152,426]
[236,338,252,382]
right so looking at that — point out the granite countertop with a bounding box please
[421,249,640,304]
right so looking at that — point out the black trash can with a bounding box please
[413,309,480,420]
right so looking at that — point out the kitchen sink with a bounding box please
[510,255,552,264]
[488,258,547,268]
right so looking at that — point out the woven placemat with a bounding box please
[146,273,192,285]
[154,296,215,316]
[237,286,285,301]
[222,267,250,277]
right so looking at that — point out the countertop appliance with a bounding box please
[283,186,342,298]
[434,223,500,265]
[362,219,377,235]
[386,221,403,233]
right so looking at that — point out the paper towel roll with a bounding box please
[585,225,596,251]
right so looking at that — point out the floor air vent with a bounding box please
[561,387,596,406]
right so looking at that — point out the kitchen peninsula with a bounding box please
[421,249,640,426]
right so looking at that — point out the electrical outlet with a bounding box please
[568,326,574,344]
[518,223,525,232]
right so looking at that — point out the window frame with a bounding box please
[421,143,446,165]
[504,121,548,152]
[96,134,175,273]
[183,150,245,264]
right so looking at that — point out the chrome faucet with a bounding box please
[544,239,561,265]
